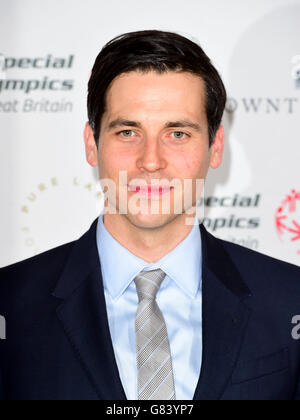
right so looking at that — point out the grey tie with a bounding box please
[134,268,176,400]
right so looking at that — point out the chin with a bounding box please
[125,211,179,230]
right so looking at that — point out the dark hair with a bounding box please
[87,30,227,147]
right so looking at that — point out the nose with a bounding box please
[136,137,167,174]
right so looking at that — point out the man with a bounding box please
[0,30,300,401]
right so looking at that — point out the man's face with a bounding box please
[84,70,224,229]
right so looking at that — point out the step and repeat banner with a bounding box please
[0,0,299,267]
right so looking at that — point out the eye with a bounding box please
[118,130,136,138]
[171,131,188,139]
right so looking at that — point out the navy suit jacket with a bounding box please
[0,219,300,400]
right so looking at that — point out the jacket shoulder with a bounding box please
[0,241,76,309]
[218,236,300,295]
[220,237,300,271]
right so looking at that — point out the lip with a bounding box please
[128,185,174,196]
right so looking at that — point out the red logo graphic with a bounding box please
[275,190,300,255]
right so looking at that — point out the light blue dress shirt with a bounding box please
[96,214,203,400]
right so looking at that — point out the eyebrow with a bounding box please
[106,118,202,132]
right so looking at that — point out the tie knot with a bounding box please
[134,269,166,302]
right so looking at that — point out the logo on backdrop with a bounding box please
[0,53,75,113]
[0,53,6,80]
[201,193,261,251]
[275,190,300,256]
[225,54,300,114]
[20,176,103,256]
[225,97,299,114]
[291,55,300,89]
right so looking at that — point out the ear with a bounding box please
[83,122,98,167]
[209,125,225,169]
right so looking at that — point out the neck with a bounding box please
[103,211,197,263]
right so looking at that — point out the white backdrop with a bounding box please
[0,0,299,267]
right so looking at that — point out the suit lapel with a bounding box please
[193,225,252,400]
[52,219,127,400]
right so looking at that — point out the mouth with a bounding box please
[127,185,174,196]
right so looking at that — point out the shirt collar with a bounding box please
[96,213,202,301]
